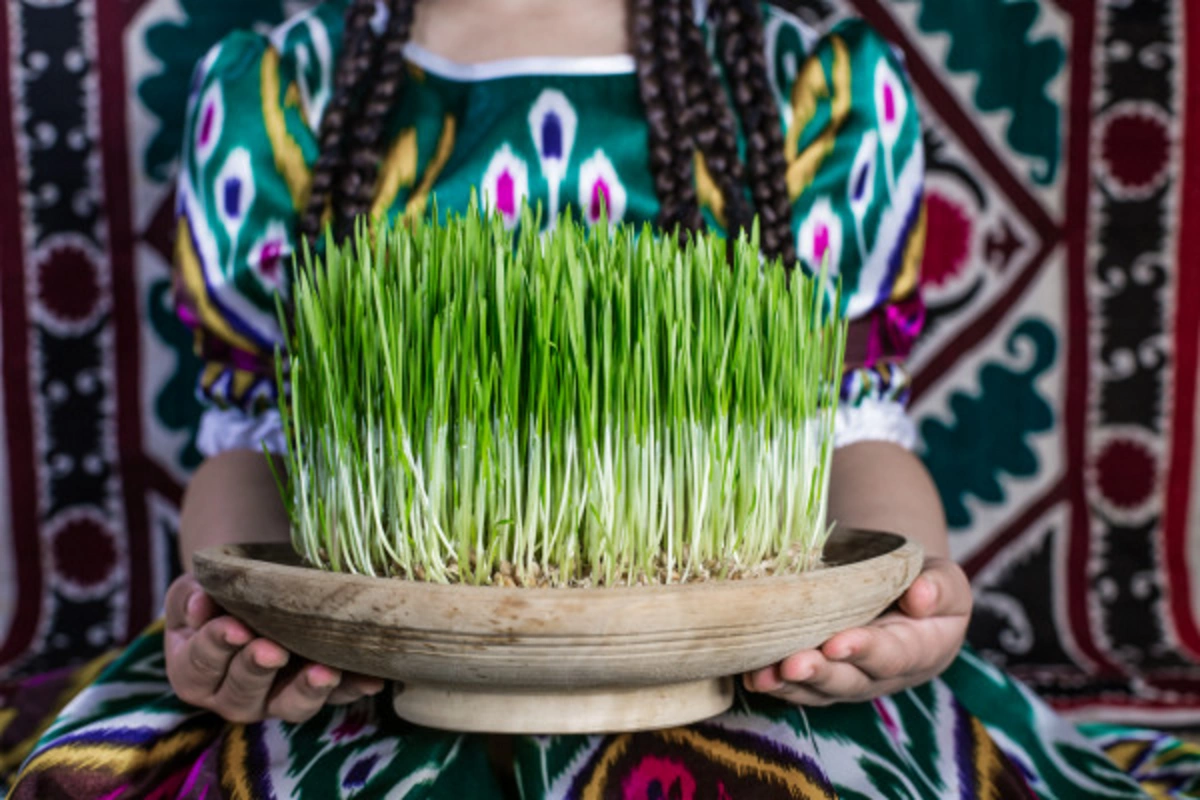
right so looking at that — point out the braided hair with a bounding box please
[305,0,796,266]
[299,0,416,243]
[708,0,796,263]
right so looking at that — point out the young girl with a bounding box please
[7,0,1184,797]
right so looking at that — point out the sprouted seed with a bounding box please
[275,202,846,586]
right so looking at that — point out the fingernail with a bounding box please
[785,663,814,682]
[927,580,940,604]
[255,648,288,670]
[308,666,339,688]
[759,669,785,691]
[185,592,201,620]
[224,627,249,647]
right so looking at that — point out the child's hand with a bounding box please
[163,573,385,723]
[743,557,971,706]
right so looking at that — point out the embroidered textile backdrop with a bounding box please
[0,0,1196,726]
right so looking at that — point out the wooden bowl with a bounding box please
[194,528,922,734]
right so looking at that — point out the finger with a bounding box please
[900,558,972,619]
[166,578,223,634]
[764,683,838,707]
[328,674,386,705]
[827,615,967,681]
[171,618,252,702]
[777,650,828,684]
[790,660,874,700]
[778,649,874,700]
[184,591,221,630]
[265,664,342,724]
[822,623,917,681]
[742,664,784,693]
[213,639,289,720]
[164,574,203,630]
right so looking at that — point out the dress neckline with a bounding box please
[401,41,636,83]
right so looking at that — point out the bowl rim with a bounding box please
[194,528,922,603]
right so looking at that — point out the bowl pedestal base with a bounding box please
[393,677,735,734]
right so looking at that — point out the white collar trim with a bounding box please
[402,41,636,82]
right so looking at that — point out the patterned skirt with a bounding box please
[4,623,1199,799]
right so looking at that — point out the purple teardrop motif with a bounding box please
[223,178,242,218]
[542,112,563,160]
[343,754,380,789]
[852,160,871,201]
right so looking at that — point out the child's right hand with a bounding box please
[164,573,385,723]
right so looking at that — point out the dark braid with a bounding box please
[679,6,754,237]
[629,0,696,237]
[707,0,796,264]
[299,0,380,242]
[651,0,705,235]
[336,0,417,233]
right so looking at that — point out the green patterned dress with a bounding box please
[9,2,1200,797]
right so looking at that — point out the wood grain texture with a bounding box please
[194,528,922,732]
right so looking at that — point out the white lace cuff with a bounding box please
[196,407,287,458]
[834,398,917,451]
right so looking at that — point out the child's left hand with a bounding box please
[743,557,972,706]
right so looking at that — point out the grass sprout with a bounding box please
[277,203,846,586]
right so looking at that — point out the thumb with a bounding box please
[898,558,971,619]
[164,573,215,631]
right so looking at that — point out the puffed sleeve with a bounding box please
[770,9,927,449]
[173,22,324,457]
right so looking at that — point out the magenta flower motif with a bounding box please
[874,59,908,198]
[578,150,626,225]
[590,179,611,221]
[496,171,516,217]
[258,240,283,280]
[874,697,903,740]
[249,222,292,291]
[621,755,697,800]
[326,704,371,743]
[813,223,830,263]
[194,85,223,163]
[481,144,529,229]
[199,103,216,147]
[874,59,907,136]
[797,197,843,275]
[882,82,897,124]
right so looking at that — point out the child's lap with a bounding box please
[5,626,1176,799]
